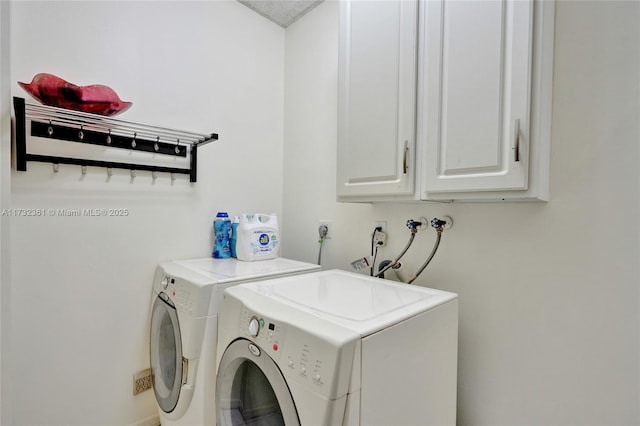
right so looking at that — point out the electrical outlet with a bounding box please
[133,368,153,395]
[373,230,387,247]
[374,221,386,232]
[318,220,331,239]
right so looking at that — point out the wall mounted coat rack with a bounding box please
[13,97,218,182]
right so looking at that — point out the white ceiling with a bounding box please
[238,0,325,28]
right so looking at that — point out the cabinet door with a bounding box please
[337,0,418,198]
[421,0,533,195]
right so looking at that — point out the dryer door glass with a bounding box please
[216,339,300,426]
[150,293,183,413]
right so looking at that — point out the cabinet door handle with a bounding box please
[402,140,409,174]
[513,119,521,162]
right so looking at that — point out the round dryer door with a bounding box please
[216,339,300,426]
[150,292,183,413]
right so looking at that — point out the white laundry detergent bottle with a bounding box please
[236,213,280,261]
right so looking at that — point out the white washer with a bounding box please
[215,269,459,426]
[149,257,320,426]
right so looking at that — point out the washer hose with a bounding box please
[407,229,442,284]
[317,224,328,266]
[375,219,422,278]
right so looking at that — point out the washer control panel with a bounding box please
[159,274,194,314]
[240,307,335,392]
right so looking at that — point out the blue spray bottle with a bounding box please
[213,212,232,258]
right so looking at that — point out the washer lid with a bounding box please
[245,269,458,336]
[166,257,320,285]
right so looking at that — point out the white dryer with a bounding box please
[149,257,320,426]
[215,269,459,426]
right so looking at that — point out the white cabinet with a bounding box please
[336,0,418,198]
[421,0,532,194]
[337,0,555,202]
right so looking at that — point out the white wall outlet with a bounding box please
[373,230,387,247]
[374,221,386,232]
[318,220,331,239]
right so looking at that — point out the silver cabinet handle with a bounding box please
[402,140,409,174]
[513,119,521,162]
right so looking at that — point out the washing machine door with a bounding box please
[216,339,300,426]
[150,292,183,413]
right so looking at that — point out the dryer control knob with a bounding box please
[248,318,260,337]
[161,276,170,290]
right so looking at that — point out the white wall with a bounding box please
[0,1,11,424]
[9,1,284,425]
[5,0,639,425]
[283,1,640,425]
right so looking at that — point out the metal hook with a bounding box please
[106,129,112,145]
[81,165,87,175]
[130,169,136,179]
[52,163,59,173]
[78,125,84,141]
[152,171,158,181]
[107,168,113,177]
[154,136,160,152]
[132,133,137,148]
[171,173,176,182]
[175,139,180,154]
[47,120,54,136]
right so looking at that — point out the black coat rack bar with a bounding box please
[13,97,218,182]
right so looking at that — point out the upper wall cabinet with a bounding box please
[337,0,419,198]
[337,0,555,202]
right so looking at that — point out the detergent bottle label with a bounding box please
[248,231,279,256]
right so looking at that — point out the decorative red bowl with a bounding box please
[18,73,132,116]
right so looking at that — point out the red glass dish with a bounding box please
[18,73,132,116]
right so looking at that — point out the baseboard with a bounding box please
[129,414,160,426]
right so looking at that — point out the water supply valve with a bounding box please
[431,216,453,231]
[431,218,446,230]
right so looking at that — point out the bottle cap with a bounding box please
[216,212,229,218]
